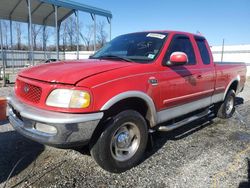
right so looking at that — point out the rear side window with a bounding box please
[195,39,210,65]
[165,35,196,65]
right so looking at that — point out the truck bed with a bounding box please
[214,61,247,95]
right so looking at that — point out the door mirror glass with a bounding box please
[169,52,188,65]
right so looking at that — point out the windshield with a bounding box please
[91,32,168,63]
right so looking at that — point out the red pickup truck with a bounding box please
[8,31,246,173]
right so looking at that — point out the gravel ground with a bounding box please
[0,80,250,188]
[0,85,13,98]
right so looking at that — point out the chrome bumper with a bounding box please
[8,94,104,148]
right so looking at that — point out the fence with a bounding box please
[0,50,95,68]
[0,50,65,68]
[211,44,250,77]
[65,51,94,60]
[1,46,250,80]
[0,50,94,83]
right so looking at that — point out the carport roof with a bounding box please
[0,0,112,26]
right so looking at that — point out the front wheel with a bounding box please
[90,110,148,173]
[216,89,236,119]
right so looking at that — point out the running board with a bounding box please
[157,108,211,132]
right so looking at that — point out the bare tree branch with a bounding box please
[2,21,9,49]
[66,16,77,50]
[41,26,50,51]
[32,24,42,50]
[15,23,22,50]
[80,24,93,51]
[96,21,108,49]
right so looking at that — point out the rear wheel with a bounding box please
[216,89,236,119]
[90,110,148,173]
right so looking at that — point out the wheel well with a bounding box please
[89,97,151,147]
[228,80,238,93]
[103,97,150,126]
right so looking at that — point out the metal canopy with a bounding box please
[0,0,112,26]
[0,0,112,87]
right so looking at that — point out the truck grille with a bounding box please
[16,79,42,103]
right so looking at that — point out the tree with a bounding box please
[2,21,9,49]
[80,24,93,51]
[96,21,108,48]
[66,16,77,50]
[60,16,109,51]
[15,23,22,50]
[41,26,50,51]
[61,22,68,51]
[32,24,42,50]
[80,21,108,51]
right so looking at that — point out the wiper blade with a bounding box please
[98,55,134,62]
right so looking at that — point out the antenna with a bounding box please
[196,30,203,36]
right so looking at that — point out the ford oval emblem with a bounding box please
[23,84,30,93]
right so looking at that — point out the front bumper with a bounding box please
[8,94,104,148]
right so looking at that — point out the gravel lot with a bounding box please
[0,80,250,188]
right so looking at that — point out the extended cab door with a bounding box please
[157,34,214,121]
[193,36,216,103]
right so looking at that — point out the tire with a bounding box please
[216,89,236,119]
[90,110,148,173]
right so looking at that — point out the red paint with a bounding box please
[170,52,188,64]
[0,97,7,120]
[15,31,247,114]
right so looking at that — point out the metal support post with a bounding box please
[57,23,60,60]
[0,20,6,87]
[107,17,112,41]
[110,19,112,41]
[10,19,14,73]
[55,5,59,60]
[27,0,34,65]
[27,22,30,64]
[93,14,96,51]
[43,25,46,60]
[221,38,225,62]
[91,14,97,51]
[76,10,80,60]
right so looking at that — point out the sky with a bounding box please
[74,0,250,46]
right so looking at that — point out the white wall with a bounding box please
[210,44,250,77]
[65,51,94,60]
[64,46,250,77]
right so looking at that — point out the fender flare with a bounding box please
[100,91,157,127]
[223,75,240,100]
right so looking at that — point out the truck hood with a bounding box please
[19,59,133,85]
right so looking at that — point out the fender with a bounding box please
[100,91,157,127]
[223,75,240,100]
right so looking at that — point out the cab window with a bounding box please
[195,37,211,65]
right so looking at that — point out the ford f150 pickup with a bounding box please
[8,31,247,173]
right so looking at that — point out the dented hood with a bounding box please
[19,59,132,85]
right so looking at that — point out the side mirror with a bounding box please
[168,52,188,65]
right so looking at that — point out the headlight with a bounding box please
[46,89,90,108]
